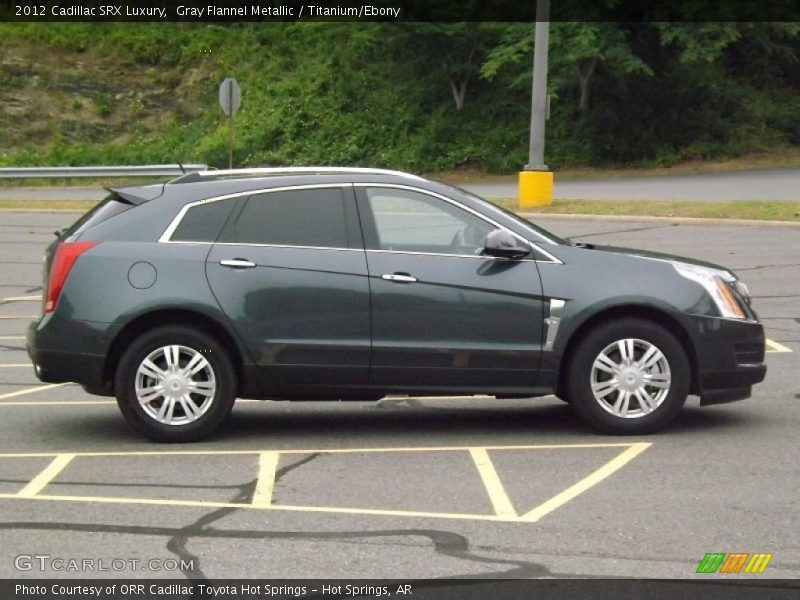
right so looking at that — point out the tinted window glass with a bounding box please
[454,186,566,245]
[62,196,133,238]
[366,188,494,255]
[221,188,348,248]
[171,199,237,242]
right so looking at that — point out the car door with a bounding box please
[355,185,545,393]
[205,185,370,392]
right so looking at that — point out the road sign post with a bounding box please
[219,78,241,169]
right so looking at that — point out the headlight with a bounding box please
[673,262,747,320]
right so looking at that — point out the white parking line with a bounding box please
[0,383,69,401]
[0,336,25,340]
[1,296,39,302]
[765,338,792,353]
[0,364,32,368]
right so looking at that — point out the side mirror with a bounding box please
[483,229,531,260]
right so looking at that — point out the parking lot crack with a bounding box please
[164,452,322,581]
[0,520,553,578]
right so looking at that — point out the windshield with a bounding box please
[452,186,567,245]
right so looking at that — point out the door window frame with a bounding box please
[158,184,364,251]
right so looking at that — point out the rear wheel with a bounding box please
[565,318,690,435]
[115,326,237,442]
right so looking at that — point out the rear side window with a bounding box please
[171,198,238,242]
[62,196,133,238]
[219,188,348,248]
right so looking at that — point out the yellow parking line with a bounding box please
[469,448,517,518]
[0,443,650,523]
[17,454,74,497]
[0,383,69,401]
[0,492,514,522]
[251,451,281,507]
[520,442,651,522]
[0,443,638,459]
[765,338,792,353]
[0,400,115,406]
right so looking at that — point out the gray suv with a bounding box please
[27,168,766,442]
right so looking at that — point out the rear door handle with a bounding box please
[220,258,256,269]
[381,273,418,283]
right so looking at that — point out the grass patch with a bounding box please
[488,198,800,222]
[0,199,98,211]
[433,148,800,183]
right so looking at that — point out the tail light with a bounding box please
[45,241,99,313]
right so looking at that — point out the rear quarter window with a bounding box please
[170,198,239,242]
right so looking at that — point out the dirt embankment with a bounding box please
[1,40,211,151]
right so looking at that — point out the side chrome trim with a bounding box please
[354,183,563,264]
[544,298,566,351]
[158,184,353,244]
[163,240,362,252]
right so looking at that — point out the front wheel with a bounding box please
[565,318,690,435]
[115,326,237,442]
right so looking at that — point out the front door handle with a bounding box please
[220,258,256,269]
[381,273,418,283]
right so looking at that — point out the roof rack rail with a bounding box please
[169,166,426,184]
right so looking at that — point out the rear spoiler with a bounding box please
[105,183,166,205]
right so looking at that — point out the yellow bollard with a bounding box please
[518,170,553,208]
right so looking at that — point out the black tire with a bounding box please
[115,326,237,442]
[564,318,690,435]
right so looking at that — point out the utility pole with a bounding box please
[519,0,553,207]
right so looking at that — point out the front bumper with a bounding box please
[682,313,767,406]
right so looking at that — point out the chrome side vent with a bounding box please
[544,299,566,351]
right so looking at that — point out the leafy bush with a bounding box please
[1,22,799,172]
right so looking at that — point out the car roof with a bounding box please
[169,166,428,185]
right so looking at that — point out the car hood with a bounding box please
[571,242,736,275]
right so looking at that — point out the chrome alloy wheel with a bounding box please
[134,345,216,426]
[590,338,671,419]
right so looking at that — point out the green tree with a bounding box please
[482,23,653,114]
[398,23,503,110]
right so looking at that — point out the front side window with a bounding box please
[219,188,348,248]
[365,188,495,256]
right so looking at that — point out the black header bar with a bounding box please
[2,0,800,22]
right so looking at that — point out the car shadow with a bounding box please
[21,398,771,447]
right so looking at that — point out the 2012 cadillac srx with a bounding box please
[27,168,766,442]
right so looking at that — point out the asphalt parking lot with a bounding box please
[0,209,797,580]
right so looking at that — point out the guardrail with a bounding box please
[0,164,208,179]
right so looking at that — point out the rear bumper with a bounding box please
[27,318,108,390]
